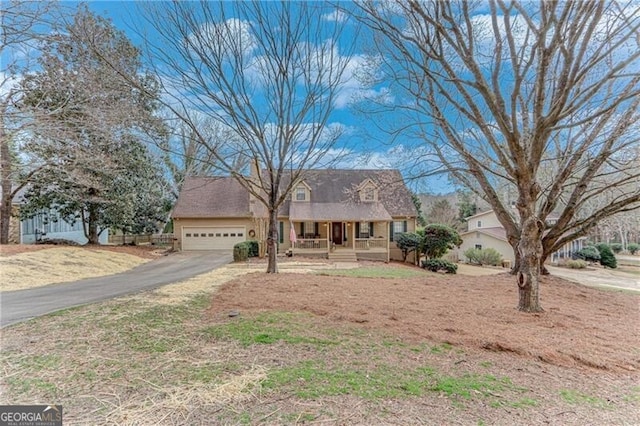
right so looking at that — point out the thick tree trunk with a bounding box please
[0,118,12,245]
[266,207,278,273]
[87,205,100,244]
[508,238,521,275]
[516,216,544,312]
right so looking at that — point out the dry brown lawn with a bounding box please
[1,254,638,425]
[0,245,165,291]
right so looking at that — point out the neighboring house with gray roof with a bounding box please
[172,169,418,261]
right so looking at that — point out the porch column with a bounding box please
[326,221,330,253]
[386,221,390,262]
[351,222,355,250]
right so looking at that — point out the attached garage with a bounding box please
[182,227,246,250]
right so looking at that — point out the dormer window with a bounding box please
[293,182,311,202]
[358,179,378,202]
[296,187,306,201]
[363,188,375,201]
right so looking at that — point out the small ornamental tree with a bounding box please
[596,244,617,269]
[420,224,462,260]
[395,232,422,263]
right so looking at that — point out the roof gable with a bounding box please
[172,176,251,218]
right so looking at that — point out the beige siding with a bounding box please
[458,232,514,264]
[468,211,502,230]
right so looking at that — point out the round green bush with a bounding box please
[233,242,250,262]
[610,243,623,254]
[596,243,617,269]
[422,258,458,274]
[627,243,639,255]
[575,246,600,262]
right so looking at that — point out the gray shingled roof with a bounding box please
[173,170,417,220]
[172,177,252,218]
[283,169,417,218]
[290,202,393,221]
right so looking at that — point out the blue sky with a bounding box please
[83,1,455,194]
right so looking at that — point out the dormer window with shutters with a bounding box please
[358,179,378,202]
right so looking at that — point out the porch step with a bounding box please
[328,251,358,262]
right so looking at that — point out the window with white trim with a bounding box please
[295,187,306,201]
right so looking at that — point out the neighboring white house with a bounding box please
[6,187,109,245]
[18,208,109,245]
[457,210,585,265]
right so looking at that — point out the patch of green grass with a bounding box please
[262,361,523,407]
[201,312,338,347]
[560,389,609,407]
[431,374,511,400]
[623,386,640,403]
[490,397,538,409]
[237,412,252,425]
[262,360,437,399]
[316,266,427,279]
[281,412,316,423]
[510,397,539,408]
[6,377,58,396]
[15,354,61,371]
[430,342,453,354]
[479,361,493,368]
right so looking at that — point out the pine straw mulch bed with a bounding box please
[209,271,639,373]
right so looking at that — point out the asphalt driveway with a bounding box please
[547,264,640,292]
[1,251,232,327]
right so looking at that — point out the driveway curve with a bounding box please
[1,251,232,327]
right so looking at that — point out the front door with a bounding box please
[332,222,343,245]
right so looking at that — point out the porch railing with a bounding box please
[293,239,328,250]
[354,238,387,250]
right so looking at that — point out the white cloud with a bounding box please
[190,18,256,59]
[334,54,395,109]
[322,9,347,23]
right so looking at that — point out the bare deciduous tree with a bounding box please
[354,0,640,311]
[123,1,354,272]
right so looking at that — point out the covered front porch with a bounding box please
[290,220,390,260]
[287,201,394,261]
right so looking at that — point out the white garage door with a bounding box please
[182,227,246,250]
